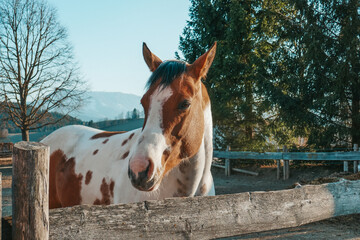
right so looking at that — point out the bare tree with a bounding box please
[0,0,86,141]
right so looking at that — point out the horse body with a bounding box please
[42,42,217,208]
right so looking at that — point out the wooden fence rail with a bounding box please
[6,142,360,239]
[49,180,360,239]
[0,143,13,158]
[213,150,360,161]
[213,145,360,179]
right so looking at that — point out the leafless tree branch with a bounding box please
[0,0,87,141]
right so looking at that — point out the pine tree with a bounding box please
[179,0,297,150]
[261,0,360,148]
[180,0,360,150]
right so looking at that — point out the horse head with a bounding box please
[128,42,216,191]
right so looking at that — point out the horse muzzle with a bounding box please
[128,156,159,191]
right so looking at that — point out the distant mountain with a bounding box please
[72,91,143,121]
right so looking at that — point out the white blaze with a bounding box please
[133,87,173,172]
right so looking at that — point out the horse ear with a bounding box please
[143,43,162,72]
[189,42,217,81]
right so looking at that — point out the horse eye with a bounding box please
[178,100,191,110]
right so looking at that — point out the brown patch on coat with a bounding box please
[110,181,115,197]
[200,184,207,195]
[122,139,128,146]
[49,149,83,209]
[85,171,93,185]
[173,186,187,197]
[93,178,114,205]
[161,148,171,165]
[93,149,99,155]
[138,136,144,144]
[102,139,109,144]
[178,160,190,174]
[129,133,135,140]
[121,151,130,159]
[161,77,205,176]
[175,178,187,197]
[90,131,126,140]
[49,150,63,209]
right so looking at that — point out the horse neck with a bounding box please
[159,103,214,198]
[196,103,214,195]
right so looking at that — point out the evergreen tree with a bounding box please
[260,0,360,148]
[179,0,296,150]
[180,0,359,150]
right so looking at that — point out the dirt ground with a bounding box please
[1,158,360,239]
[212,165,360,240]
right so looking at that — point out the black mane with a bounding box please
[146,60,187,89]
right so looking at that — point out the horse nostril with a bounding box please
[146,158,154,179]
[129,156,154,179]
[128,157,157,191]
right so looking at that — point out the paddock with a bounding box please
[2,142,360,239]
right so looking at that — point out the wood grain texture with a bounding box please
[49,180,360,240]
[214,151,360,161]
[0,172,2,240]
[12,142,49,240]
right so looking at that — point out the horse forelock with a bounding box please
[145,60,187,90]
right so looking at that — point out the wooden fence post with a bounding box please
[0,172,2,240]
[276,147,281,180]
[354,144,359,173]
[225,146,231,176]
[344,145,349,172]
[283,146,289,180]
[12,142,50,240]
[344,161,349,172]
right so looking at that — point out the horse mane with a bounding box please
[146,60,187,90]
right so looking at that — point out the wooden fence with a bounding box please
[0,143,13,158]
[213,144,360,179]
[3,142,360,239]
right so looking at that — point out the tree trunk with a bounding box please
[21,129,29,141]
[348,0,360,146]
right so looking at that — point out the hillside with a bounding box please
[4,118,144,143]
[89,118,144,132]
[0,111,84,134]
[73,91,143,121]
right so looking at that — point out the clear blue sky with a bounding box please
[47,0,191,96]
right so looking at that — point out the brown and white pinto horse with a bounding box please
[42,42,217,208]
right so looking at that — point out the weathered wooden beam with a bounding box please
[354,144,359,173]
[212,164,258,176]
[214,151,283,160]
[211,163,225,169]
[276,147,281,180]
[224,146,231,176]
[283,152,360,161]
[283,146,289,180]
[231,167,258,176]
[0,172,2,240]
[12,142,49,240]
[49,180,360,240]
[344,161,349,172]
[213,151,360,161]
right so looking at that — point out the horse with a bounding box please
[42,42,217,208]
